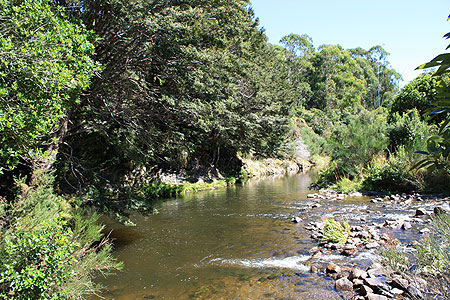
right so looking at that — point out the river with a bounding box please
[93,173,425,299]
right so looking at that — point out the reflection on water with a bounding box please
[91,174,395,299]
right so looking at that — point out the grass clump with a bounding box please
[321,218,350,245]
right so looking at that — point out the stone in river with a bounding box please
[290,216,301,223]
[401,222,412,230]
[366,293,388,300]
[335,277,353,291]
[348,268,368,280]
[415,208,427,216]
[326,263,341,274]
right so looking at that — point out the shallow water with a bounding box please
[92,174,422,300]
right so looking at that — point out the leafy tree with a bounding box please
[51,0,293,195]
[414,16,450,172]
[279,33,314,106]
[350,46,401,109]
[389,73,439,122]
[0,0,100,173]
[307,45,366,111]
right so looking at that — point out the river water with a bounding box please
[93,173,422,300]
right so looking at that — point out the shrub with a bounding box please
[327,112,388,179]
[0,220,76,299]
[388,109,432,154]
[363,148,422,192]
[0,171,121,299]
[334,177,362,193]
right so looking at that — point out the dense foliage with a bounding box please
[0,171,121,299]
[51,0,296,196]
[0,0,99,172]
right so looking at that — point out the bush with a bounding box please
[0,171,121,299]
[0,220,76,299]
[363,148,422,192]
[327,112,388,179]
[334,177,362,193]
[388,109,432,153]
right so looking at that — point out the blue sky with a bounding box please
[249,0,449,86]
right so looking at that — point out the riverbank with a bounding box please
[293,189,450,299]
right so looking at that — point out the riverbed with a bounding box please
[92,173,435,299]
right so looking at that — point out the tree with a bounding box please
[389,73,440,122]
[307,45,366,111]
[279,33,314,106]
[0,0,99,173]
[51,0,294,193]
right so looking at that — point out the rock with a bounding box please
[364,277,388,290]
[365,242,379,249]
[310,265,318,273]
[335,277,353,291]
[416,277,427,291]
[407,285,423,299]
[366,293,388,300]
[401,222,412,230]
[352,296,365,300]
[351,225,364,232]
[384,219,400,228]
[356,231,370,239]
[307,193,316,199]
[352,279,364,286]
[391,288,404,296]
[349,192,363,197]
[329,243,344,251]
[391,195,400,201]
[326,263,341,274]
[367,263,385,277]
[420,228,430,234]
[290,216,301,223]
[359,284,374,296]
[309,246,321,254]
[434,206,447,215]
[391,276,409,290]
[348,268,368,280]
[415,208,427,217]
[342,244,358,256]
[311,203,322,208]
